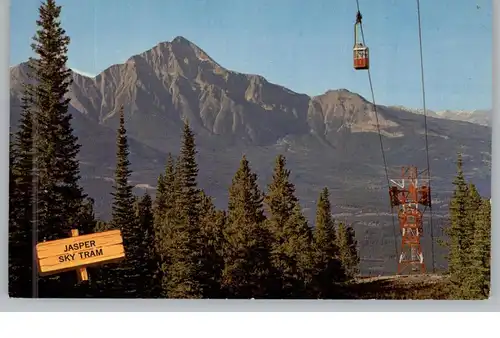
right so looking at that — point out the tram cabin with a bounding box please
[353,44,369,70]
[353,11,369,70]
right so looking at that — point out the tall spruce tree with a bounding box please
[445,153,470,298]
[155,155,178,297]
[312,187,345,298]
[30,0,88,237]
[264,155,313,298]
[464,184,482,248]
[153,154,175,254]
[9,92,35,298]
[11,0,93,297]
[135,192,160,298]
[222,156,278,298]
[335,222,360,280]
[457,183,483,297]
[164,121,203,298]
[468,199,491,299]
[154,173,166,217]
[105,106,146,297]
[159,158,183,297]
[464,184,482,249]
[198,191,226,298]
[9,136,18,239]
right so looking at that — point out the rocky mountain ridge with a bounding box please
[390,105,491,126]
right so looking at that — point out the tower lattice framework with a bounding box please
[388,166,431,274]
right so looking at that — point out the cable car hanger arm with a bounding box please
[356,10,362,24]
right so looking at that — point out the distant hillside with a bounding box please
[390,105,491,127]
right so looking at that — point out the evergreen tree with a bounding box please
[78,197,97,235]
[9,135,18,228]
[10,0,93,297]
[135,192,160,298]
[264,155,313,298]
[153,173,165,248]
[94,220,108,233]
[72,196,98,296]
[198,191,226,298]
[458,183,483,297]
[85,219,110,297]
[464,183,482,250]
[135,193,154,238]
[164,121,203,298]
[445,153,470,298]
[30,0,89,238]
[464,183,481,251]
[153,154,175,254]
[335,222,360,280]
[155,155,178,297]
[312,187,345,298]
[154,173,166,215]
[222,156,278,298]
[9,124,35,298]
[103,106,146,297]
[9,91,35,298]
[468,199,491,299]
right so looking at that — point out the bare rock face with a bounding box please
[10,36,489,148]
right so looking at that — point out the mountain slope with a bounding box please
[390,105,491,127]
[9,36,492,275]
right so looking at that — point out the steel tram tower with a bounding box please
[388,166,431,274]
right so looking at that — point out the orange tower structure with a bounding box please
[388,166,431,274]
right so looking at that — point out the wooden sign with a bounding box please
[36,229,125,281]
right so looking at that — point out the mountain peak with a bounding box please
[169,35,204,53]
[151,36,217,66]
[172,36,191,45]
[317,88,369,104]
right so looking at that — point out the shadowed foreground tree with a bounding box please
[264,155,314,298]
[311,187,345,298]
[456,183,483,298]
[10,0,94,298]
[198,192,226,298]
[153,154,175,248]
[97,107,148,298]
[444,153,469,298]
[134,192,161,297]
[335,222,360,280]
[164,121,204,298]
[442,153,491,299]
[222,156,279,298]
[468,198,491,299]
[152,154,178,297]
[9,95,35,298]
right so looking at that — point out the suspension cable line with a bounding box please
[416,0,435,273]
[354,0,400,265]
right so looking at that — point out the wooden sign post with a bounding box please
[36,229,125,282]
[71,229,89,282]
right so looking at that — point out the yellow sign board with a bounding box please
[36,229,125,276]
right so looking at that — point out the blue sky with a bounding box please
[10,0,491,111]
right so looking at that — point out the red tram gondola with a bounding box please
[353,11,369,70]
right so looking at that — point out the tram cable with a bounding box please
[354,0,400,266]
[416,0,436,273]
